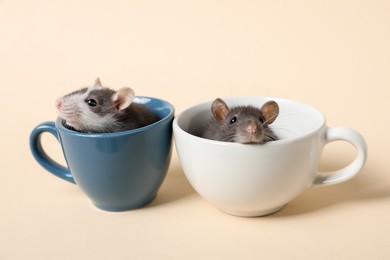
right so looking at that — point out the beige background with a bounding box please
[1,0,389,259]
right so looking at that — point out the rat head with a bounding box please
[56,78,135,133]
[210,98,279,144]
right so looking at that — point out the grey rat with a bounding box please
[56,78,158,133]
[202,98,279,144]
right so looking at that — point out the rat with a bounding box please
[55,78,158,133]
[202,98,279,144]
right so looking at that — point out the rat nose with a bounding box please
[56,99,62,109]
[246,123,257,133]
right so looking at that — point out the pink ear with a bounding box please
[261,101,279,124]
[211,98,230,122]
[94,77,102,87]
[112,87,135,111]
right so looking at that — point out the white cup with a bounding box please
[173,97,367,217]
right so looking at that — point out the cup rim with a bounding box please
[173,96,326,146]
[56,96,175,138]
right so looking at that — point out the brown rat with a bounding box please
[202,98,279,144]
[56,78,158,133]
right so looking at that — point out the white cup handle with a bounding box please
[313,127,368,186]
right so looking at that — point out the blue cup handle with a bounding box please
[29,121,76,184]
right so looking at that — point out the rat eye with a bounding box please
[86,99,97,107]
[259,117,265,124]
[229,116,237,124]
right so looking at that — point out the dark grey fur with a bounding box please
[202,105,278,144]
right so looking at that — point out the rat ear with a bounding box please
[211,98,230,122]
[94,78,102,87]
[260,101,279,125]
[112,87,135,111]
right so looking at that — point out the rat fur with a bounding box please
[56,78,157,133]
[202,98,279,144]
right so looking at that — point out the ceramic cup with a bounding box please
[30,97,174,212]
[173,97,367,217]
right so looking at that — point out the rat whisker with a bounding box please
[57,82,157,133]
[270,127,299,138]
[221,132,237,142]
[262,115,278,126]
[74,114,91,133]
[263,134,277,143]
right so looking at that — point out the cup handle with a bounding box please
[313,127,367,186]
[29,121,76,184]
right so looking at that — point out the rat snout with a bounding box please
[246,122,257,133]
[56,98,62,109]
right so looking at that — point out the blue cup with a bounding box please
[30,97,174,212]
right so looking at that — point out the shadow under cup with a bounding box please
[30,97,174,212]
[173,97,367,217]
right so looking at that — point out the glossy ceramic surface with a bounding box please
[30,97,174,211]
[173,97,367,217]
